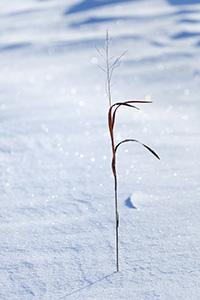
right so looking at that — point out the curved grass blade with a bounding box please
[114,138,160,160]
[112,103,139,130]
[109,100,152,131]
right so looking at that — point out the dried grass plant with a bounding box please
[97,31,160,272]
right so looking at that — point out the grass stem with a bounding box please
[97,31,160,272]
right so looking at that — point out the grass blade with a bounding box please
[114,138,160,160]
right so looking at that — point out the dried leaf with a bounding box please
[114,138,160,160]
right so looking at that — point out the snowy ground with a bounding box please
[0,0,200,299]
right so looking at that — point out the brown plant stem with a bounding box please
[97,32,160,272]
[115,175,119,272]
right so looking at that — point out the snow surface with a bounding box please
[0,0,200,299]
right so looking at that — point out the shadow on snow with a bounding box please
[125,196,137,209]
[65,0,200,15]
[171,31,200,39]
[56,272,116,299]
[167,0,200,4]
[0,42,32,52]
[65,0,137,14]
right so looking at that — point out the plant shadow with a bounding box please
[56,272,116,299]
[125,196,137,209]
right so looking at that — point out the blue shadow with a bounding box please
[69,15,139,28]
[171,31,200,39]
[66,0,200,15]
[125,196,137,209]
[70,16,124,28]
[56,272,116,299]
[65,0,136,15]
[178,18,200,23]
[0,42,31,52]
[167,0,200,4]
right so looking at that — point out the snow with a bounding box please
[0,0,200,299]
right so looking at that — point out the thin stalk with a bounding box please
[109,116,119,272]
[105,32,119,271]
[109,107,119,272]
[106,31,112,107]
[114,175,119,272]
[97,32,159,272]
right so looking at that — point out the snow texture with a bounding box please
[0,0,200,299]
